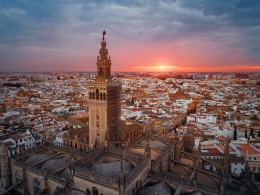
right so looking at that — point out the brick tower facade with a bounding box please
[88,31,121,148]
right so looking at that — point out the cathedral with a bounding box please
[0,32,259,195]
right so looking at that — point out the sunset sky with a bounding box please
[1,0,260,73]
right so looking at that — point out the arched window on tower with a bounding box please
[100,93,102,100]
[107,68,109,77]
[96,89,99,100]
[103,93,106,100]
[100,68,104,76]
[16,171,22,191]
[89,92,92,100]
[92,187,98,195]
[34,178,41,195]
[86,189,91,195]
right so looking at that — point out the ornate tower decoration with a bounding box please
[88,31,122,148]
[220,136,231,191]
[1,144,11,190]
[96,30,112,83]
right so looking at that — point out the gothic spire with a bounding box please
[224,136,230,155]
[144,138,151,157]
[198,141,201,157]
[1,143,9,160]
[120,157,124,176]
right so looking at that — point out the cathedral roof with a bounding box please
[41,156,71,174]
[129,148,161,161]
[139,140,167,151]
[136,181,175,195]
[90,160,134,177]
[25,150,56,166]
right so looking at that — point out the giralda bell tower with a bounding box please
[88,31,121,148]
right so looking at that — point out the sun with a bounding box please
[154,66,165,69]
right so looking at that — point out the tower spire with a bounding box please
[198,141,201,157]
[96,30,112,82]
[1,143,10,189]
[1,143,9,160]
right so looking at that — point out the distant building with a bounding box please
[235,74,249,79]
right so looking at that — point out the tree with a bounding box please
[250,127,255,139]
[234,125,237,140]
[3,83,21,88]
[256,172,260,181]
[249,114,259,136]
[245,130,248,139]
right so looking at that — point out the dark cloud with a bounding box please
[0,0,260,71]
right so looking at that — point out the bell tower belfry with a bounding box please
[96,30,112,82]
[88,31,121,149]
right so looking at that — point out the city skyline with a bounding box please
[1,0,260,73]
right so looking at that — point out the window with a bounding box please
[253,167,256,171]
[34,178,41,195]
[16,172,22,191]
[93,187,98,195]
[86,189,91,195]
[259,167,260,171]
[96,89,99,100]
[235,163,237,165]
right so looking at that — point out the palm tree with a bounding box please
[250,114,260,137]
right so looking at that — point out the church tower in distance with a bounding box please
[88,31,121,148]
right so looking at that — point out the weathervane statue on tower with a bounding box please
[103,30,106,40]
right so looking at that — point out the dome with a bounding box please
[90,160,134,177]
[182,191,206,195]
[136,182,175,195]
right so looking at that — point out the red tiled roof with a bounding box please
[208,149,221,153]
[240,144,259,154]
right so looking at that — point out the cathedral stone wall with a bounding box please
[10,164,22,186]
[74,175,119,195]
[47,178,64,194]
[25,171,45,195]
[124,164,150,195]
